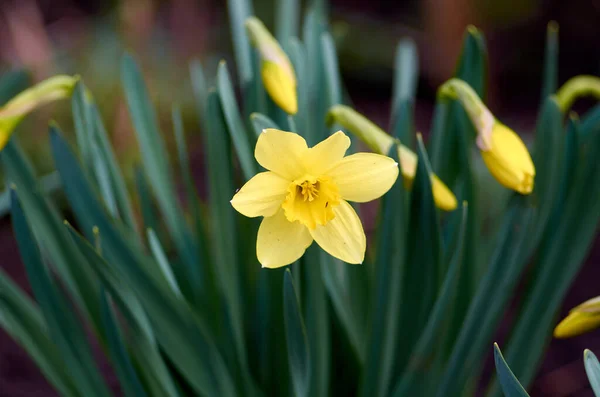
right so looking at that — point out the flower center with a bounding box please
[282,175,340,230]
[298,180,319,201]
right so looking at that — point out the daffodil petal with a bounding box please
[325,153,399,202]
[257,210,313,268]
[255,129,308,180]
[305,130,351,175]
[481,124,535,195]
[431,175,458,211]
[231,172,290,217]
[262,61,297,115]
[554,311,600,339]
[310,200,365,264]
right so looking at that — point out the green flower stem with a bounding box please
[555,75,600,113]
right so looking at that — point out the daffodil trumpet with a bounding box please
[438,78,536,195]
[554,296,600,339]
[245,17,297,115]
[231,129,399,268]
[0,75,79,150]
[326,105,457,211]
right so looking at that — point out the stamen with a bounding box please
[299,180,319,201]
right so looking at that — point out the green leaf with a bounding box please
[284,269,311,397]
[287,38,308,138]
[391,202,468,396]
[121,54,203,306]
[493,343,530,397]
[0,269,77,397]
[302,5,328,144]
[99,290,148,397]
[584,349,600,396]
[302,247,330,397]
[581,103,600,144]
[390,39,418,148]
[320,32,342,110]
[190,60,208,124]
[1,139,101,330]
[361,148,406,397]
[529,97,563,246]
[276,0,299,48]
[489,114,600,396]
[205,90,257,394]
[11,191,111,397]
[541,22,559,101]
[394,134,442,374]
[65,225,179,397]
[250,112,281,136]
[217,60,257,180]
[50,128,236,397]
[436,196,535,397]
[227,0,254,84]
[392,39,419,105]
[321,252,368,365]
[147,228,182,298]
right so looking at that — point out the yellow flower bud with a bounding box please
[438,78,535,195]
[245,17,297,115]
[326,105,458,211]
[0,75,79,150]
[554,296,600,339]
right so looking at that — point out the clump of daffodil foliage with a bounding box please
[0,1,599,396]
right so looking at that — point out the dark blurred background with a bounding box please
[0,0,598,395]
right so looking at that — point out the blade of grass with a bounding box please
[288,38,308,138]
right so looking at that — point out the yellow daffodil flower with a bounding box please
[554,296,600,338]
[0,75,79,150]
[231,129,399,268]
[438,78,535,194]
[326,105,457,211]
[245,17,297,115]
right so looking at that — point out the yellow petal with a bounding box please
[554,311,600,339]
[309,200,366,264]
[257,210,313,268]
[431,175,458,211]
[573,296,600,313]
[480,123,535,195]
[255,129,308,180]
[230,172,290,217]
[325,153,399,203]
[305,130,351,175]
[262,61,297,115]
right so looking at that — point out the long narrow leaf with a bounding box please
[284,269,311,397]
[493,343,530,397]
